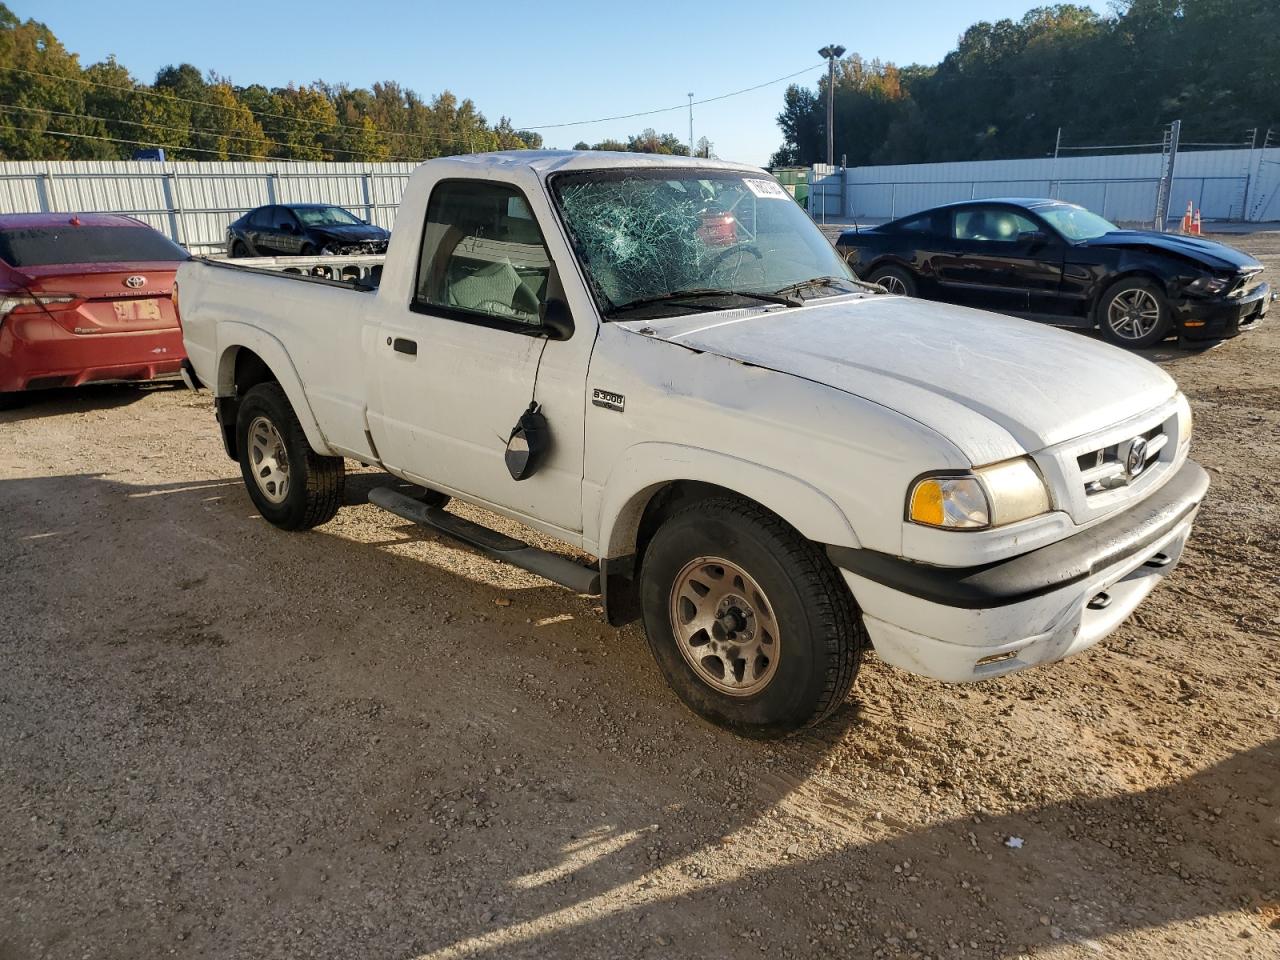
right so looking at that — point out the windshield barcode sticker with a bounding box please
[743,178,789,200]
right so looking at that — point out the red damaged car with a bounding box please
[0,213,189,407]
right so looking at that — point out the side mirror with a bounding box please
[539,296,575,341]
[1023,230,1051,249]
[279,222,296,233]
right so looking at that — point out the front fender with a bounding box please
[215,322,333,456]
[596,442,861,561]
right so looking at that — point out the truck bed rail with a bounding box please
[193,253,385,290]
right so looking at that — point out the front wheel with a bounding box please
[236,382,344,530]
[640,497,865,737]
[867,264,917,297]
[1098,278,1172,348]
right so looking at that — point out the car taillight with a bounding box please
[0,293,78,319]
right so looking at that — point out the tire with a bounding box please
[1097,277,1172,349]
[0,392,27,411]
[639,497,865,737]
[229,240,249,258]
[235,382,344,530]
[867,264,917,297]
[300,243,317,257]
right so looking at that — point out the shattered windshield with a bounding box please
[549,169,859,319]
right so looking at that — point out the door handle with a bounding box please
[392,337,417,356]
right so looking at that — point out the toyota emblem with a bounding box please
[1125,436,1149,478]
[124,275,146,288]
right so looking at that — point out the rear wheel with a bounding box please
[1098,278,1172,348]
[236,382,344,530]
[640,497,865,737]
[867,264,917,297]
[229,240,249,258]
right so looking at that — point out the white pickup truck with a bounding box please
[177,151,1208,736]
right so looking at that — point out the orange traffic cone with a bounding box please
[1192,209,1202,235]
[1181,201,1194,233]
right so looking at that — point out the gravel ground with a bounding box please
[1,233,1278,960]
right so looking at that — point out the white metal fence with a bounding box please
[0,160,420,254]
[809,146,1280,225]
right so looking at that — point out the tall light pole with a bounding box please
[687,93,694,156]
[818,44,845,166]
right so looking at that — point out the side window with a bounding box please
[248,207,273,228]
[275,207,299,230]
[414,180,551,328]
[893,212,939,236]
[953,207,1039,242]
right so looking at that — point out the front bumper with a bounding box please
[829,459,1209,682]
[1176,281,1271,341]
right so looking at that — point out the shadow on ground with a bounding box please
[0,471,1275,960]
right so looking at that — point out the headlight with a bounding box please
[1187,276,1229,295]
[908,457,1051,530]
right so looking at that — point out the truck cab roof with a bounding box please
[433,150,765,178]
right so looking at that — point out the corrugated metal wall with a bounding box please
[0,160,420,253]
[812,147,1280,225]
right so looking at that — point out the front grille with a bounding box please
[1077,424,1168,497]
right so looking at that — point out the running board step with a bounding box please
[368,487,601,595]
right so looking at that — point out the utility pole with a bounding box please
[1154,119,1181,232]
[687,93,694,157]
[818,44,845,166]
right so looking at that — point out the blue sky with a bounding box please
[24,0,1109,166]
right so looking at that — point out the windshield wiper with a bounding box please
[771,275,881,298]
[607,287,801,317]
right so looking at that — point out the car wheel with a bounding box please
[867,265,917,297]
[1098,278,1172,349]
[236,382,345,530]
[300,243,317,257]
[640,497,865,738]
[229,240,249,258]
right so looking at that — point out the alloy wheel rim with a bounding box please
[1107,288,1161,340]
[668,556,780,697]
[880,274,908,295]
[248,416,290,504]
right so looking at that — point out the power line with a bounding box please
[0,120,303,162]
[0,102,427,162]
[0,65,482,148]
[518,64,824,130]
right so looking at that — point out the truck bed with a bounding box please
[177,256,380,462]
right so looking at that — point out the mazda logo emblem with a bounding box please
[1125,436,1149,478]
[124,275,146,288]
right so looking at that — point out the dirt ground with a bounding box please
[2,232,1278,960]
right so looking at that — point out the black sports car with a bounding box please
[835,198,1271,348]
[226,204,389,258]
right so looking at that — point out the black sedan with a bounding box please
[226,204,389,258]
[836,198,1271,348]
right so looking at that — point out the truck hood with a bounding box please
[624,295,1176,460]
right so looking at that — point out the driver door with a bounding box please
[935,205,1063,314]
[368,178,589,534]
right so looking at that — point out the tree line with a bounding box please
[0,5,704,164]
[0,4,541,162]
[773,0,1280,167]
